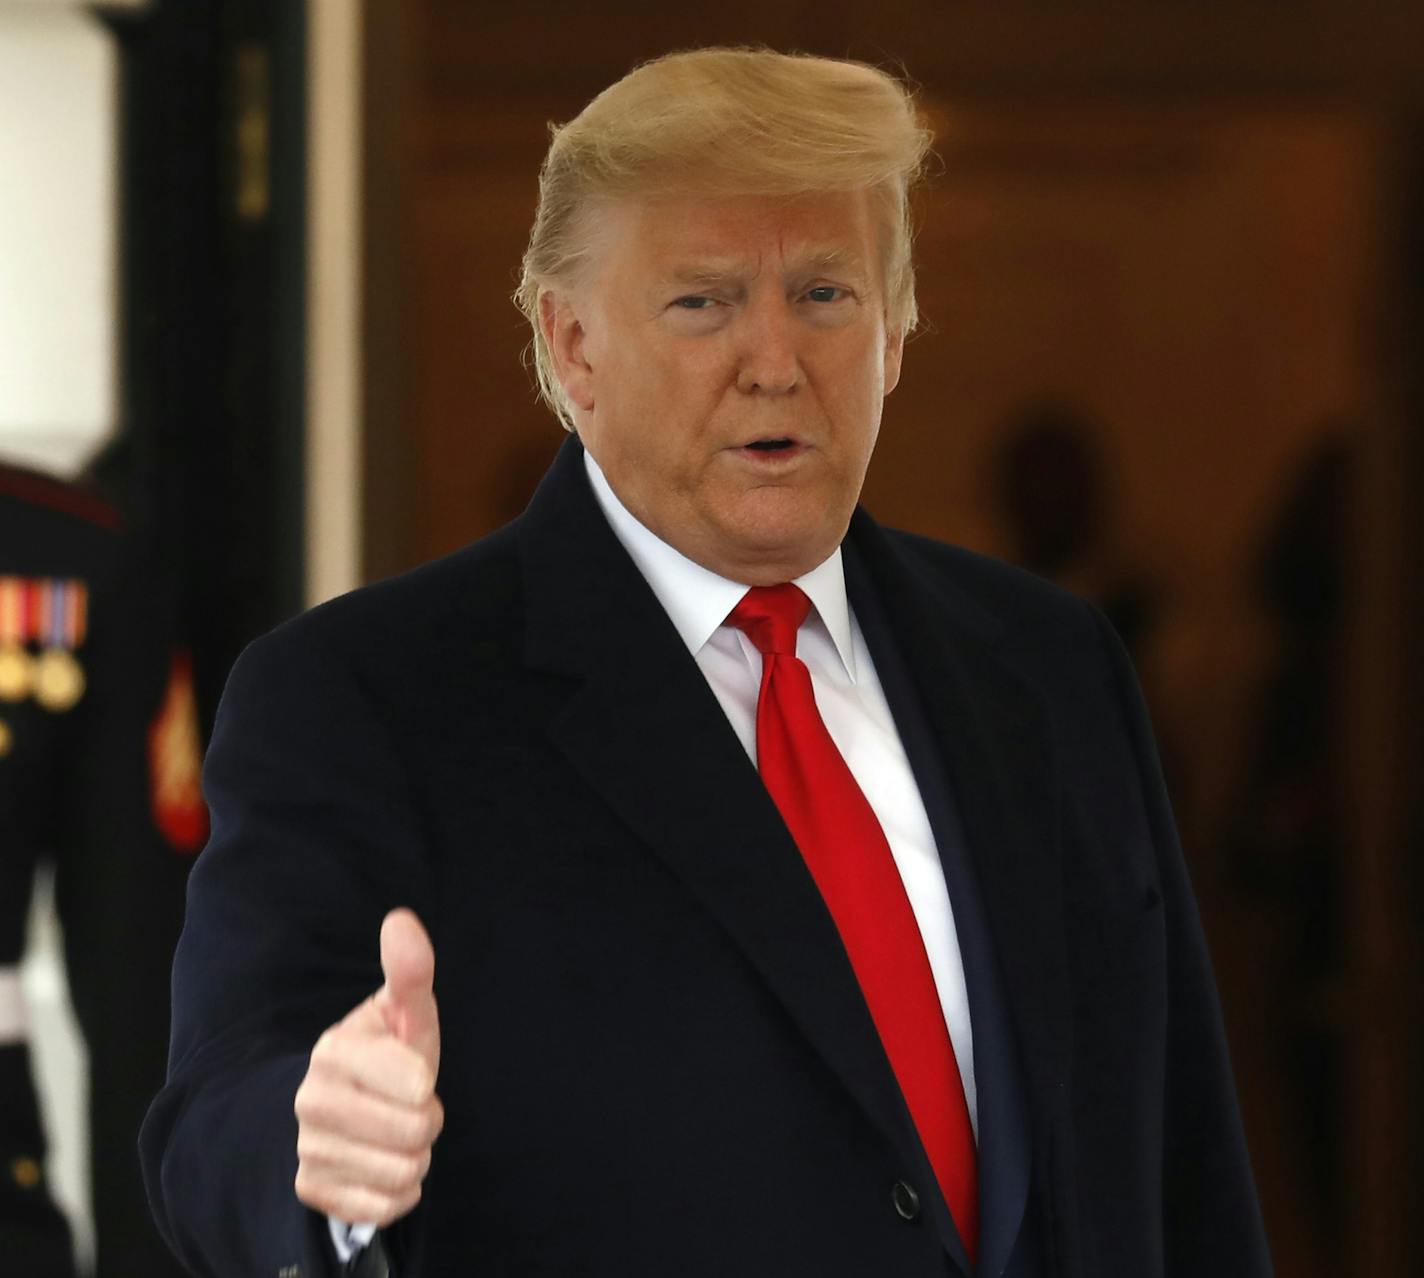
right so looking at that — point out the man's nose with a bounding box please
[735,296,802,395]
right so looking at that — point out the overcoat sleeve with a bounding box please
[1088,604,1273,1275]
[140,617,433,1278]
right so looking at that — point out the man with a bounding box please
[141,48,1271,1277]
[1,459,202,1277]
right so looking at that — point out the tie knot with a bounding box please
[728,584,811,656]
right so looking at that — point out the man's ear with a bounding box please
[883,325,905,397]
[539,290,595,413]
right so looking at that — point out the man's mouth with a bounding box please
[744,437,796,452]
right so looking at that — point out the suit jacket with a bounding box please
[141,438,1270,1277]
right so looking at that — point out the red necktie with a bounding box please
[729,584,979,1262]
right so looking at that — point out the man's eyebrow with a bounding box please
[666,263,752,288]
[795,248,865,275]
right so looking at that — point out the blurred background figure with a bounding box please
[1227,435,1353,1244]
[0,460,203,1276]
[989,400,1159,661]
[987,401,1190,811]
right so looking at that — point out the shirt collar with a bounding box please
[583,449,858,682]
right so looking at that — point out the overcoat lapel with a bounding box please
[516,441,933,1212]
[845,531,1040,1278]
[845,511,1073,1134]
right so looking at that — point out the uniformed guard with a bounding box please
[0,459,205,1278]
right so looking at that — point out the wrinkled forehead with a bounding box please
[580,189,885,288]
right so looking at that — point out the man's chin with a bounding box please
[706,508,848,583]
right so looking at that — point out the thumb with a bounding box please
[378,907,440,1070]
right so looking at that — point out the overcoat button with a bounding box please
[891,1178,921,1222]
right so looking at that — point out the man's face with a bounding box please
[540,190,904,585]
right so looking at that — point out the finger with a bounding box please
[296,1128,432,1197]
[296,1078,444,1153]
[309,1028,435,1105]
[379,908,434,1013]
[294,1165,423,1228]
[377,908,441,1072]
[334,991,389,1040]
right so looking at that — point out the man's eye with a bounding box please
[673,296,715,310]
[805,286,844,303]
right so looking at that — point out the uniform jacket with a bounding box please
[0,461,200,1278]
[142,438,1271,1277]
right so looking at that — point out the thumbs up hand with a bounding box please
[373,908,441,1077]
[294,909,445,1227]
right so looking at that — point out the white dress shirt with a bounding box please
[331,453,978,1263]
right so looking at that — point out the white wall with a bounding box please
[0,3,118,478]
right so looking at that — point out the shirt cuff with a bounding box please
[328,1216,378,1264]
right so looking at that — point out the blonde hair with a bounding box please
[514,47,935,428]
